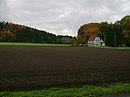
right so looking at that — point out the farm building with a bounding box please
[87,34,105,47]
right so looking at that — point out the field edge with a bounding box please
[0,83,130,97]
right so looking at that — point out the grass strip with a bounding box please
[0,83,130,97]
[96,46,130,50]
[0,42,70,47]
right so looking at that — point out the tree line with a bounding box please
[77,15,130,47]
[0,22,76,44]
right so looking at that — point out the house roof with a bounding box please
[88,34,97,41]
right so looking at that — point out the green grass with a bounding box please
[97,46,130,50]
[0,42,71,47]
[0,83,130,97]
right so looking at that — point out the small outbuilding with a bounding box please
[87,34,105,47]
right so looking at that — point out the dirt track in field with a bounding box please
[0,46,130,91]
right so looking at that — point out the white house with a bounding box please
[87,34,105,47]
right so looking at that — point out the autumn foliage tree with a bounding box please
[77,23,100,44]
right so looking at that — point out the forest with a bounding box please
[1,15,130,47]
[77,15,130,47]
[0,22,76,44]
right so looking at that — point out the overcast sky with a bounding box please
[0,0,130,36]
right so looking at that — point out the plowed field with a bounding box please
[0,46,130,91]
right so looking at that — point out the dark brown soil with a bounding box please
[0,46,130,91]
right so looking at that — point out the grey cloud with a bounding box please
[5,0,130,36]
[0,0,10,21]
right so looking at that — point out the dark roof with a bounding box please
[88,34,97,41]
